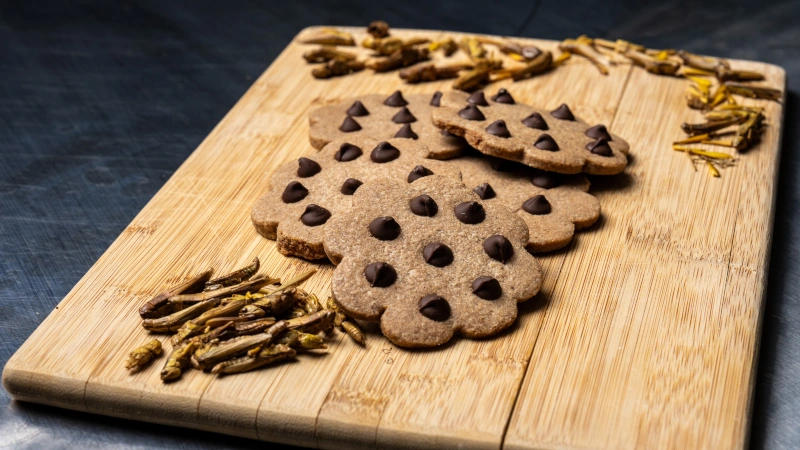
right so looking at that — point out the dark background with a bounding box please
[1,1,797,448]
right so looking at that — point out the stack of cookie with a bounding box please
[252,89,629,347]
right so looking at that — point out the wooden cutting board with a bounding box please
[2,27,786,450]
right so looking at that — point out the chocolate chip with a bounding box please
[491,88,515,104]
[467,91,489,106]
[368,216,401,240]
[394,123,418,139]
[586,138,613,156]
[534,134,559,151]
[347,101,369,117]
[391,107,417,124]
[422,242,453,267]
[339,115,362,132]
[483,235,514,263]
[383,90,408,107]
[370,141,401,163]
[585,124,612,141]
[454,201,485,224]
[334,143,362,162]
[473,183,496,200]
[364,262,397,287]
[281,181,309,203]
[410,195,438,217]
[530,171,561,189]
[521,112,548,130]
[418,295,450,321]
[485,120,511,138]
[458,104,485,121]
[550,103,575,121]
[472,276,502,300]
[340,178,363,195]
[300,204,331,226]
[407,165,433,183]
[297,157,321,177]
[522,195,551,215]
[430,91,442,107]
[522,46,542,60]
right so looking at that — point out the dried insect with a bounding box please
[285,310,335,333]
[366,47,430,72]
[559,36,613,75]
[167,276,277,306]
[275,329,328,350]
[312,59,366,79]
[678,50,729,72]
[193,321,287,369]
[453,59,503,91]
[234,317,278,335]
[139,269,213,319]
[125,339,162,370]
[161,341,197,382]
[367,20,390,38]
[715,66,765,83]
[624,50,680,76]
[341,321,365,346]
[142,298,219,332]
[210,344,297,375]
[475,37,541,61]
[303,46,358,64]
[191,322,236,345]
[204,257,260,291]
[300,28,355,46]
[593,37,646,54]
[724,82,782,101]
[399,63,470,83]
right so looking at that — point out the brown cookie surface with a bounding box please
[309,91,467,159]
[432,89,630,175]
[450,154,600,252]
[251,137,461,260]
[324,175,542,348]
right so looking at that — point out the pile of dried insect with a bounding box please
[125,257,365,381]
[300,21,560,90]
[563,39,780,177]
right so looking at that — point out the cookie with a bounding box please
[432,89,630,175]
[309,91,467,159]
[251,137,461,260]
[450,153,600,252]
[323,175,543,348]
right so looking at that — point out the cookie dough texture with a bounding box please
[309,91,467,159]
[451,155,600,252]
[251,136,461,260]
[324,175,543,347]
[433,90,630,175]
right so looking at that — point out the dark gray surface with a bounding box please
[0,1,797,448]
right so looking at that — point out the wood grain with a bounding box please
[1,27,786,450]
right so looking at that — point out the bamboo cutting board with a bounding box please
[2,27,786,450]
